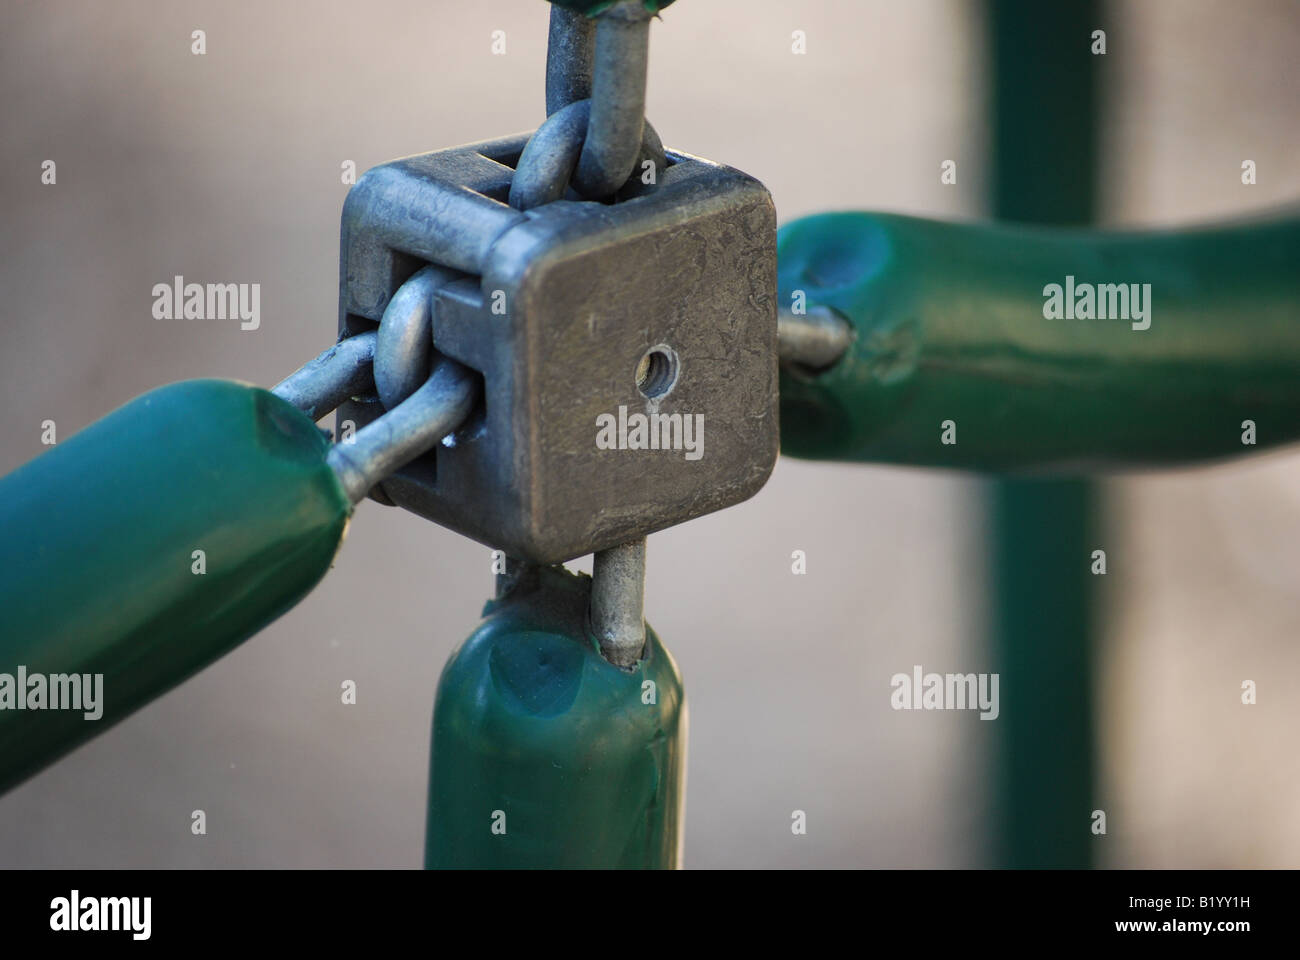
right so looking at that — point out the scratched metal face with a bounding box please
[338,135,778,563]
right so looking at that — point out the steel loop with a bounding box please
[374,265,459,411]
[510,100,591,210]
[326,268,480,503]
[327,356,479,505]
[545,5,595,115]
[519,0,658,208]
[271,330,377,421]
[572,2,652,199]
[617,119,666,202]
[511,103,664,211]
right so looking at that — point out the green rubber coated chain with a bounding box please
[425,564,685,868]
[0,380,350,794]
[779,212,1300,470]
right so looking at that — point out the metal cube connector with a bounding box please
[337,134,778,564]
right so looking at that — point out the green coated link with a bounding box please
[778,212,1300,470]
[425,564,685,869]
[0,380,351,794]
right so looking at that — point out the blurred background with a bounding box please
[0,0,1296,868]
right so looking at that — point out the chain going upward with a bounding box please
[509,1,666,210]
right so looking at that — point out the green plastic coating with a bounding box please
[987,0,1100,871]
[778,212,1300,471]
[0,380,350,794]
[425,565,685,869]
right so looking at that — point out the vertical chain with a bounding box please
[571,1,652,198]
[511,1,664,208]
[546,5,595,115]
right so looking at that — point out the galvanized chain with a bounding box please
[502,2,665,668]
[272,331,378,422]
[777,305,854,373]
[275,1,842,669]
[272,269,478,504]
[326,357,476,504]
[510,1,665,210]
[281,3,670,667]
[545,5,594,113]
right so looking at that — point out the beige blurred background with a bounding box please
[0,0,1295,868]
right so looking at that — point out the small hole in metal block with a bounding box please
[635,345,679,400]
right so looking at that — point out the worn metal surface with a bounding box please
[590,538,647,668]
[337,136,778,563]
[545,5,594,115]
[573,1,652,199]
[517,1,663,209]
[615,119,666,202]
[777,306,853,374]
[374,265,461,410]
[272,330,376,420]
[327,358,478,504]
[338,137,528,312]
[511,101,665,210]
[510,99,592,210]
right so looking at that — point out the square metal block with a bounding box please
[337,134,778,564]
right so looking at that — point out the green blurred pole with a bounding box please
[987,0,1099,868]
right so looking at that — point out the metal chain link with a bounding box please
[272,268,479,504]
[279,2,664,657]
[511,1,664,210]
[374,264,462,411]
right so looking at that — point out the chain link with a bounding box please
[273,267,480,504]
[374,265,464,411]
[512,1,664,209]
